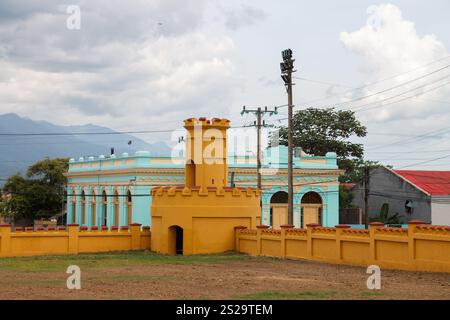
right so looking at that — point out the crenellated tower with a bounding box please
[184,117,230,189]
[151,117,261,255]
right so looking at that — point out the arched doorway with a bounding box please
[126,190,132,226]
[101,191,108,226]
[113,190,119,226]
[270,191,288,229]
[301,191,323,227]
[168,225,183,255]
[81,190,86,225]
[91,191,97,226]
[71,189,76,224]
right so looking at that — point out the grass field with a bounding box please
[0,251,448,300]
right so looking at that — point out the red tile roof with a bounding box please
[340,183,356,190]
[394,170,450,195]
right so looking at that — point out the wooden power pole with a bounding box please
[364,165,370,229]
[241,106,278,190]
[280,49,296,225]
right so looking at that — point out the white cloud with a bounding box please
[340,3,450,123]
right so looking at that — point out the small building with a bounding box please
[66,138,342,229]
[351,166,450,225]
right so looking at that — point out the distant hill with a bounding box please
[0,113,171,181]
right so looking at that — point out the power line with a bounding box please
[397,154,450,169]
[0,129,178,137]
[295,55,450,107]
[368,149,450,154]
[365,55,450,84]
[240,105,278,189]
[287,71,450,119]
[332,64,450,108]
[0,124,262,137]
[353,76,450,112]
[396,163,450,167]
[293,76,354,89]
[366,125,450,152]
[371,157,450,161]
[5,189,450,203]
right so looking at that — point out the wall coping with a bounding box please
[408,220,428,225]
[151,186,261,197]
[306,223,321,228]
[335,224,351,229]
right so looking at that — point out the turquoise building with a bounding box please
[66,146,341,228]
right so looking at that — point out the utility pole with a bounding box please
[241,106,278,190]
[280,49,296,225]
[364,165,370,229]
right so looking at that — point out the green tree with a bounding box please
[339,158,383,183]
[0,174,30,220]
[277,107,367,162]
[339,185,355,208]
[275,108,379,209]
[1,158,69,220]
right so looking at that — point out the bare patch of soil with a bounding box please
[0,253,448,300]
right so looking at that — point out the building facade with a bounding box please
[66,146,342,228]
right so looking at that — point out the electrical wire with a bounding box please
[397,154,450,169]
[329,64,450,107]
[353,77,450,112]
[294,55,450,107]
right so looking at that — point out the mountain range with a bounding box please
[0,113,171,181]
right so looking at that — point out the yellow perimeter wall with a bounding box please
[235,222,450,273]
[0,224,151,257]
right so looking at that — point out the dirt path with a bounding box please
[0,253,448,299]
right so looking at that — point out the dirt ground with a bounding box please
[0,251,448,300]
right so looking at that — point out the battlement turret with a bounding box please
[183,117,230,189]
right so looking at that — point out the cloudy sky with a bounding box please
[0,0,449,169]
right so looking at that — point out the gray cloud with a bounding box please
[0,0,239,130]
[1,1,450,170]
[220,4,267,31]
[0,0,207,72]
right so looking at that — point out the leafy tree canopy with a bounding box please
[276,108,385,182]
[277,107,367,161]
[1,158,68,220]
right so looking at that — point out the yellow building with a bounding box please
[151,117,261,255]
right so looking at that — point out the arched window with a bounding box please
[270,191,288,204]
[114,190,119,226]
[81,190,86,225]
[301,191,322,204]
[126,190,132,226]
[91,190,97,226]
[102,190,108,226]
[71,189,76,224]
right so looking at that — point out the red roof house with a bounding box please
[393,170,450,195]
[350,167,450,226]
